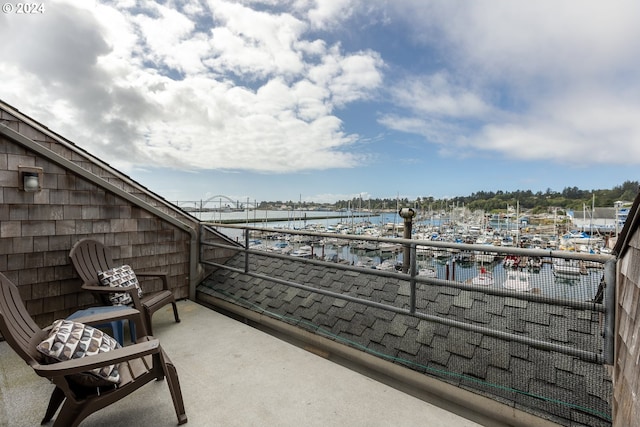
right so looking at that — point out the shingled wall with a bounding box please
[0,101,236,328]
[611,193,640,426]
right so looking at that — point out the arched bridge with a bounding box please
[176,196,258,212]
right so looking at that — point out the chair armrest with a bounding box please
[68,307,141,327]
[135,271,169,291]
[33,339,160,377]
[81,284,146,332]
[82,283,139,294]
[82,283,141,305]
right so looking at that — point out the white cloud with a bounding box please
[0,0,385,174]
[3,0,639,187]
[392,0,640,81]
[377,114,461,147]
[475,92,640,165]
[206,0,308,78]
[381,0,640,166]
[303,0,356,30]
[132,4,208,75]
[389,73,492,118]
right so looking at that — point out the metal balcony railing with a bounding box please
[200,223,616,365]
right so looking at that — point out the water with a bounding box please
[250,238,603,302]
[201,209,443,241]
[428,257,603,301]
[197,209,398,226]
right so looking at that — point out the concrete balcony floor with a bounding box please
[1,300,482,427]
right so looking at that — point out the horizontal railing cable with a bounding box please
[201,238,608,312]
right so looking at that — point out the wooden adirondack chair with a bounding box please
[0,272,187,426]
[69,238,180,335]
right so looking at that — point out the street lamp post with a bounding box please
[399,208,416,274]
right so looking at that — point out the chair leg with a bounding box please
[172,301,181,323]
[129,319,137,343]
[51,400,86,427]
[160,349,187,425]
[41,386,65,425]
[144,308,153,336]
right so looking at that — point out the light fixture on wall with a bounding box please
[18,166,43,192]
[23,172,39,192]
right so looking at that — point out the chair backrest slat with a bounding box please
[70,239,115,285]
[0,273,44,363]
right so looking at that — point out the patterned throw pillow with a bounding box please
[97,264,143,306]
[37,319,121,387]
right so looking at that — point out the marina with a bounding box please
[238,230,605,303]
[201,208,612,303]
[199,206,617,253]
[335,244,600,301]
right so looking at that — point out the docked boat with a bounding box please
[353,241,377,251]
[355,256,376,268]
[378,242,401,253]
[454,251,474,263]
[248,239,264,248]
[290,245,313,258]
[474,251,496,263]
[503,271,532,292]
[501,236,515,247]
[560,231,604,248]
[553,259,583,276]
[471,268,495,286]
[416,245,433,256]
[375,259,401,271]
[526,256,543,270]
[432,248,452,260]
[268,241,291,254]
[503,255,521,269]
[417,267,437,278]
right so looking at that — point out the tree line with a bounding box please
[258,181,638,213]
[328,180,639,213]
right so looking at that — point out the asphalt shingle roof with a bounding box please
[197,253,612,427]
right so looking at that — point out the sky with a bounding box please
[1,0,640,205]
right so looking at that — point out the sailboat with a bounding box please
[503,270,532,292]
[553,258,582,276]
[471,266,494,286]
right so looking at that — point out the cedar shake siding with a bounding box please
[0,100,237,328]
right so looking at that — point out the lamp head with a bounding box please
[22,171,40,192]
[398,208,415,219]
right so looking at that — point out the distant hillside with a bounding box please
[327,180,639,213]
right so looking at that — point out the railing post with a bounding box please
[244,229,250,273]
[398,208,416,274]
[603,258,616,365]
[409,243,417,314]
